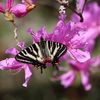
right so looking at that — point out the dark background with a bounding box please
[0,0,100,100]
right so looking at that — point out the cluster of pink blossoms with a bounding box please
[0,0,100,90]
[0,0,36,21]
[52,1,100,91]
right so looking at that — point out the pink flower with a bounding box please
[0,0,36,21]
[71,2,100,39]
[0,42,32,87]
[51,55,100,91]
[54,15,91,63]
[11,0,36,18]
[27,14,90,63]
[27,26,50,43]
[52,14,91,63]
[51,35,100,91]
[0,0,14,21]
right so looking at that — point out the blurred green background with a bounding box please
[0,0,100,100]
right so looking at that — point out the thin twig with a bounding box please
[24,0,32,5]
[12,21,21,48]
[12,21,18,43]
[81,0,87,13]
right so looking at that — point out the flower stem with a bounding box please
[12,22,21,48]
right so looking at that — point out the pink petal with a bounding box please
[61,70,76,88]
[56,21,64,29]
[27,28,36,43]
[90,56,100,67]
[81,70,92,91]
[0,58,23,70]
[11,4,27,18]
[5,47,19,56]
[68,49,90,62]
[6,0,14,10]
[37,26,47,39]
[0,3,5,13]
[17,42,25,50]
[29,26,48,43]
[58,13,66,21]
[87,27,100,40]
[85,2,99,15]
[64,21,77,42]
[40,26,49,40]
[22,65,32,87]
[84,40,95,55]
[27,28,35,36]
[0,58,14,70]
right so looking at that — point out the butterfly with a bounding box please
[15,37,67,73]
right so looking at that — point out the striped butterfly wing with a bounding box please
[45,40,67,60]
[15,42,44,65]
[45,40,67,70]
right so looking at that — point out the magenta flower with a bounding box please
[0,42,32,87]
[0,13,91,87]
[0,0,14,21]
[11,0,36,18]
[28,14,90,62]
[71,2,100,39]
[0,26,58,87]
[51,55,100,91]
[27,26,50,43]
[0,0,36,21]
[51,38,100,91]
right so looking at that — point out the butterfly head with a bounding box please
[40,36,45,42]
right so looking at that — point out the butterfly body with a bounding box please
[15,37,67,73]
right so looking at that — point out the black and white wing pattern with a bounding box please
[15,37,67,73]
[45,40,67,60]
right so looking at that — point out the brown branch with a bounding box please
[12,21,21,48]
[24,0,32,5]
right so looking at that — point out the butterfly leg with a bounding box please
[53,64,59,70]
